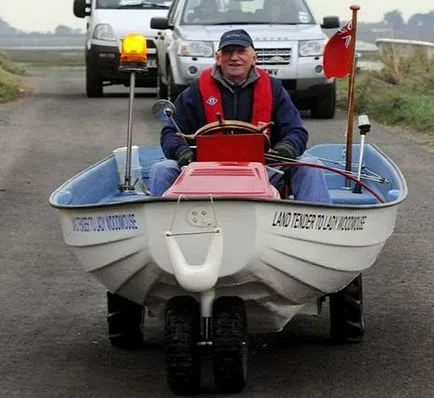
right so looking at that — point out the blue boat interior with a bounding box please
[307,143,405,205]
[50,143,406,207]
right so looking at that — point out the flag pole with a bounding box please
[344,4,361,187]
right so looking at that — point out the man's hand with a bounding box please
[176,147,195,167]
[273,142,297,159]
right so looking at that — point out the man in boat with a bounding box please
[149,29,331,203]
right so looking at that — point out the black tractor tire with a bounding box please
[165,296,201,396]
[107,291,144,349]
[86,63,103,98]
[212,296,248,394]
[311,82,336,119]
[329,274,365,343]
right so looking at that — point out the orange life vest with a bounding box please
[198,67,273,127]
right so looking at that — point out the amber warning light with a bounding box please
[120,33,148,64]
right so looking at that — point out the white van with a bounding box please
[151,0,340,118]
[73,0,172,97]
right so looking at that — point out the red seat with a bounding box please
[196,134,265,163]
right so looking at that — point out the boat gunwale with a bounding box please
[48,143,408,211]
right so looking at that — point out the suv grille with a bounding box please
[255,48,292,65]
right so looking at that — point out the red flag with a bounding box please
[323,20,354,79]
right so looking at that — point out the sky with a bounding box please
[1,0,433,32]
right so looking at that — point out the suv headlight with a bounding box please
[178,40,214,57]
[93,24,116,41]
[299,40,325,57]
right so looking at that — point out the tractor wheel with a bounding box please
[107,292,144,349]
[329,274,365,343]
[212,296,248,394]
[165,296,201,395]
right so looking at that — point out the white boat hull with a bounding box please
[57,198,398,332]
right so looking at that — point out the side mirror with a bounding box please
[321,16,340,29]
[73,0,90,18]
[152,99,176,123]
[151,17,170,30]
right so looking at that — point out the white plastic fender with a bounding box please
[164,227,223,292]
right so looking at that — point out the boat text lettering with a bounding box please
[271,211,367,231]
[72,213,138,232]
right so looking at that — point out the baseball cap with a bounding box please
[218,29,254,50]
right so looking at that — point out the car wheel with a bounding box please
[167,66,182,103]
[311,82,336,119]
[157,72,168,99]
[86,63,103,98]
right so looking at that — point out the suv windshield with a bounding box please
[97,0,172,9]
[181,0,314,25]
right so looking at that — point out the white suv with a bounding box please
[73,0,172,97]
[150,0,340,118]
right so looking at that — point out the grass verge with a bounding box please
[0,49,84,103]
[3,49,84,67]
[337,54,434,135]
[0,52,24,103]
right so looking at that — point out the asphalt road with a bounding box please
[0,69,433,398]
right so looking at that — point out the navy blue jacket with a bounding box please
[160,67,308,160]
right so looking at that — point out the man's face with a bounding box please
[216,45,257,81]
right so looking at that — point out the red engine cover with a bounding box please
[163,162,280,199]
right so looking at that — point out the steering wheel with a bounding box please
[176,113,274,150]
